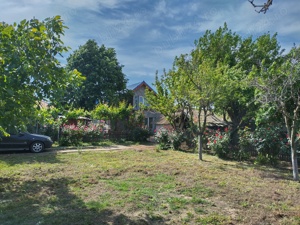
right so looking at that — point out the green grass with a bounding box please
[0,149,299,224]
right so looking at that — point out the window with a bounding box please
[139,96,144,105]
[134,96,139,109]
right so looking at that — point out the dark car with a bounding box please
[0,132,53,153]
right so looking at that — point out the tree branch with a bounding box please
[248,0,273,14]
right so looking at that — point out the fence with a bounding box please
[244,147,299,162]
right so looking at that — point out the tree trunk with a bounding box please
[283,110,299,181]
[198,134,203,161]
[291,140,299,181]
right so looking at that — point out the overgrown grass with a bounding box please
[0,149,299,224]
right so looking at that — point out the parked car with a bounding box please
[0,132,53,153]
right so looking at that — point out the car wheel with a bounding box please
[30,141,44,153]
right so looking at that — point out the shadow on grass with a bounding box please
[218,158,296,181]
[0,151,63,166]
[0,177,166,225]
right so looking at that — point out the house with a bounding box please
[127,81,161,132]
[127,81,228,133]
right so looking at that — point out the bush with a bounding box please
[207,128,230,159]
[128,127,152,142]
[59,124,83,146]
[154,127,171,150]
[59,123,104,146]
[169,130,184,150]
[236,127,254,161]
[82,123,104,142]
[154,127,185,150]
[253,124,288,164]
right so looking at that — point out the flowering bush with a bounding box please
[82,123,104,143]
[154,127,171,150]
[59,123,104,146]
[169,130,184,150]
[207,128,231,158]
[59,124,83,146]
[154,127,184,150]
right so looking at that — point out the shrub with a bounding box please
[59,123,104,146]
[207,128,230,159]
[154,127,185,150]
[236,127,254,161]
[253,124,288,164]
[59,124,83,146]
[169,130,184,150]
[128,127,152,142]
[82,123,104,142]
[154,127,171,150]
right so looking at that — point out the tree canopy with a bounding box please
[63,39,128,111]
[0,16,83,135]
[251,46,300,181]
[147,23,300,180]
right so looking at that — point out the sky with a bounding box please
[1,0,300,87]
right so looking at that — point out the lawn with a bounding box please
[0,148,299,225]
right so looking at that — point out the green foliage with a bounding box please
[237,127,254,161]
[59,123,104,146]
[63,39,128,110]
[59,124,83,146]
[65,108,90,120]
[145,71,180,130]
[147,24,283,160]
[92,101,132,121]
[128,127,151,142]
[253,124,289,165]
[92,101,133,131]
[169,130,184,150]
[154,127,184,150]
[194,24,282,147]
[154,128,171,150]
[207,128,231,159]
[0,16,83,133]
[250,46,300,180]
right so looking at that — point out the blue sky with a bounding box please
[1,0,300,87]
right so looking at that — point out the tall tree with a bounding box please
[251,46,300,181]
[193,24,282,146]
[148,24,283,159]
[147,55,224,159]
[177,56,225,160]
[0,16,82,135]
[64,40,128,110]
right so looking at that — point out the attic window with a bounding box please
[139,96,144,105]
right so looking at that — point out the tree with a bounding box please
[146,54,225,159]
[193,24,282,147]
[249,0,273,14]
[64,40,128,110]
[0,16,82,135]
[92,101,132,131]
[178,56,225,160]
[147,24,283,160]
[146,69,187,131]
[251,46,300,181]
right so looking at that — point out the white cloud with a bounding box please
[1,0,299,86]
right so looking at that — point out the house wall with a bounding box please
[131,82,161,132]
[133,86,146,110]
